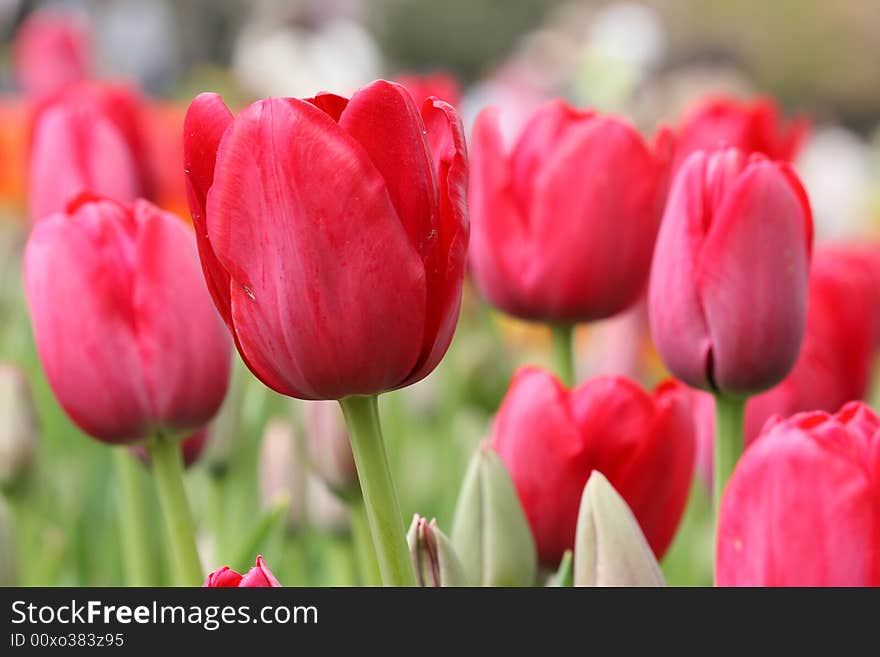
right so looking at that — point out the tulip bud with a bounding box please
[407,515,469,587]
[574,471,665,587]
[258,419,307,532]
[0,363,39,489]
[304,400,358,497]
[306,473,350,535]
[204,555,281,587]
[451,443,537,586]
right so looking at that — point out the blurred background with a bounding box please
[0,0,879,587]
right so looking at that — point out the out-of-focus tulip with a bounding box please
[492,367,695,566]
[143,101,189,218]
[305,474,350,535]
[692,245,879,484]
[648,147,813,395]
[130,429,210,469]
[574,471,665,587]
[395,72,461,107]
[717,402,880,586]
[204,555,281,587]
[28,82,154,222]
[258,419,307,532]
[451,442,536,586]
[23,196,231,444]
[304,400,357,496]
[0,363,38,488]
[12,10,92,97]
[184,80,468,400]
[672,96,808,173]
[407,515,469,587]
[469,99,671,322]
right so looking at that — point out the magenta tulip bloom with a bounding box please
[12,10,92,97]
[183,80,468,400]
[204,555,281,587]
[469,99,671,322]
[717,402,880,586]
[24,196,231,444]
[648,147,813,394]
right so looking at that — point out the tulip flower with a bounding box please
[649,147,812,519]
[204,555,282,587]
[451,443,537,586]
[491,366,695,567]
[693,246,879,485]
[395,72,461,107]
[0,363,39,490]
[469,99,670,383]
[258,419,307,532]
[24,195,231,586]
[574,471,665,587]
[717,402,880,586]
[184,79,469,586]
[672,95,808,173]
[407,515,469,587]
[12,10,92,98]
[28,82,155,222]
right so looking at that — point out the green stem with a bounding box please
[713,394,747,524]
[338,395,416,587]
[551,323,575,387]
[349,499,382,586]
[148,434,203,586]
[114,449,154,586]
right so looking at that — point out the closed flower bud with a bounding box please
[23,196,231,444]
[12,10,92,97]
[204,555,281,587]
[649,147,813,394]
[408,515,469,587]
[183,80,468,400]
[0,363,38,488]
[306,473,350,535]
[574,471,665,587]
[304,400,358,497]
[451,443,537,586]
[258,418,307,532]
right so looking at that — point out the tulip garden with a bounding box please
[2,2,880,589]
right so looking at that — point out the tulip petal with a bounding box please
[132,200,230,433]
[468,107,532,316]
[206,98,426,399]
[648,152,714,389]
[23,202,151,442]
[401,98,469,386]
[528,117,662,320]
[183,92,235,327]
[698,159,811,392]
[304,92,348,122]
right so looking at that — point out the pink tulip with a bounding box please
[183,80,468,400]
[469,99,671,322]
[12,10,92,97]
[204,555,281,587]
[648,147,812,394]
[23,196,231,444]
[717,402,880,586]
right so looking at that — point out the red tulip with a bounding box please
[183,80,468,400]
[28,82,154,222]
[717,402,880,586]
[395,72,461,107]
[648,147,813,394]
[491,366,695,566]
[12,10,92,97]
[672,95,807,173]
[204,555,281,587]
[693,246,880,483]
[469,99,671,322]
[23,196,231,444]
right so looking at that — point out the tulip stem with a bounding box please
[349,499,382,586]
[339,395,416,587]
[148,433,203,586]
[713,394,747,522]
[551,323,576,387]
[114,449,154,586]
